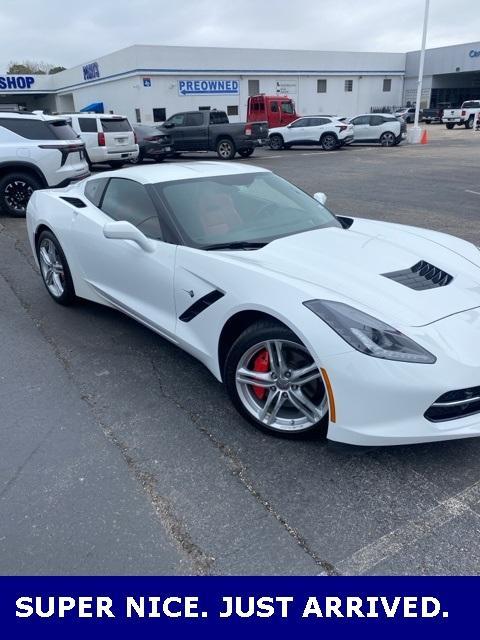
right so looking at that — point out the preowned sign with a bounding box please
[0,76,35,90]
[178,79,239,95]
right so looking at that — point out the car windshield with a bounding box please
[154,172,340,249]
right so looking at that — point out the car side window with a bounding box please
[84,178,109,207]
[309,118,330,126]
[185,113,204,126]
[100,178,163,240]
[78,118,98,133]
[369,116,385,126]
[270,102,279,113]
[351,115,370,125]
[167,114,185,126]
[290,118,307,128]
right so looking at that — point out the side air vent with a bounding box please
[60,197,87,208]
[382,260,453,291]
[179,290,224,323]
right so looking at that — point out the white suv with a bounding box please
[349,113,406,146]
[0,112,89,217]
[268,116,354,151]
[65,113,139,168]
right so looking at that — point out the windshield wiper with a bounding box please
[202,241,268,251]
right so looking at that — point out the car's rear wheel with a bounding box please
[216,138,236,160]
[225,321,329,438]
[0,172,42,217]
[269,134,284,150]
[465,116,474,129]
[380,131,396,147]
[446,123,455,129]
[36,230,76,306]
[320,133,338,151]
[237,148,254,158]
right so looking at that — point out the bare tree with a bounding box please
[7,60,66,75]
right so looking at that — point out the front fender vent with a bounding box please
[382,260,453,291]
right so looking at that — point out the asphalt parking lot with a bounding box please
[1,123,480,576]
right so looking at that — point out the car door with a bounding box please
[70,177,177,339]
[183,112,208,150]
[367,115,385,142]
[285,118,310,144]
[162,113,187,150]
[350,115,370,141]
[306,117,330,143]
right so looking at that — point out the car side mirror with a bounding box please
[103,221,155,253]
[313,192,327,206]
[163,122,174,128]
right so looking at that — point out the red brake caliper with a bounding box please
[252,349,270,400]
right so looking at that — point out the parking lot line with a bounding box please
[466,189,480,196]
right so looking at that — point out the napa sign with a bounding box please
[83,62,100,81]
[469,49,480,58]
[178,79,239,96]
[0,75,35,90]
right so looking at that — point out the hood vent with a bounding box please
[382,260,453,291]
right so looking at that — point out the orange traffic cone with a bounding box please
[420,129,428,144]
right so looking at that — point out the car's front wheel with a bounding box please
[36,230,76,305]
[225,321,329,438]
[0,172,42,217]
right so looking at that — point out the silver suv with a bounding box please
[0,112,89,216]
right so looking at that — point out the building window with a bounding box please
[248,79,260,96]
[135,108,141,123]
[227,105,239,116]
[383,78,392,92]
[153,108,166,122]
[344,79,353,92]
[317,79,327,93]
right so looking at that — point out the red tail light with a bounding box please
[98,132,105,146]
[461,110,466,116]
[336,125,348,132]
[245,126,252,136]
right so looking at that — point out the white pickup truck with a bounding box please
[442,100,480,129]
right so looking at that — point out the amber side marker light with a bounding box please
[320,368,336,423]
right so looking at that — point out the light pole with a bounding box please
[410,0,430,142]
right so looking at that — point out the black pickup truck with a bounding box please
[159,110,268,160]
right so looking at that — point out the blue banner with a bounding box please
[1,576,478,638]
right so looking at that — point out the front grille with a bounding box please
[425,385,480,422]
[382,260,453,291]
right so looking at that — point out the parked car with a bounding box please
[268,116,354,151]
[394,107,423,123]
[131,124,173,163]
[349,114,406,146]
[0,111,89,217]
[442,100,480,129]
[423,104,451,124]
[65,113,139,167]
[159,110,268,160]
[26,162,480,445]
[247,94,298,128]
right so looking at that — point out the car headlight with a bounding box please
[303,300,436,364]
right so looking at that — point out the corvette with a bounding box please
[27,162,480,446]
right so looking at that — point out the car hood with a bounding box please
[224,218,480,327]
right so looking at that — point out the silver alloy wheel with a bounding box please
[4,180,33,214]
[380,132,396,147]
[322,135,337,150]
[235,339,328,432]
[39,238,65,298]
[218,141,234,158]
[269,135,283,150]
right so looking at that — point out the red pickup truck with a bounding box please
[247,95,298,128]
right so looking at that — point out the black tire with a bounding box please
[320,133,338,151]
[130,151,144,164]
[36,229,76,306]
[425,119,431,124]
[380,131,396,147]
[465,116,474,130]
[0,171,42,217]
[224,320,329,439]
[155,156,165,162]
[216,138,236,160]
[446,123,455,130]
[108,161,126,169]
[284,143,292,150]
[237,148,254,158]
[269,134,284,151]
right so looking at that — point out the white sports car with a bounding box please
[27,162,480,446]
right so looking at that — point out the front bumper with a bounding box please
[315,307,480,446]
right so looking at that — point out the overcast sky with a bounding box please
[1,0,479,70]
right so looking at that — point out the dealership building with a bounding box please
[0,41,479,123]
